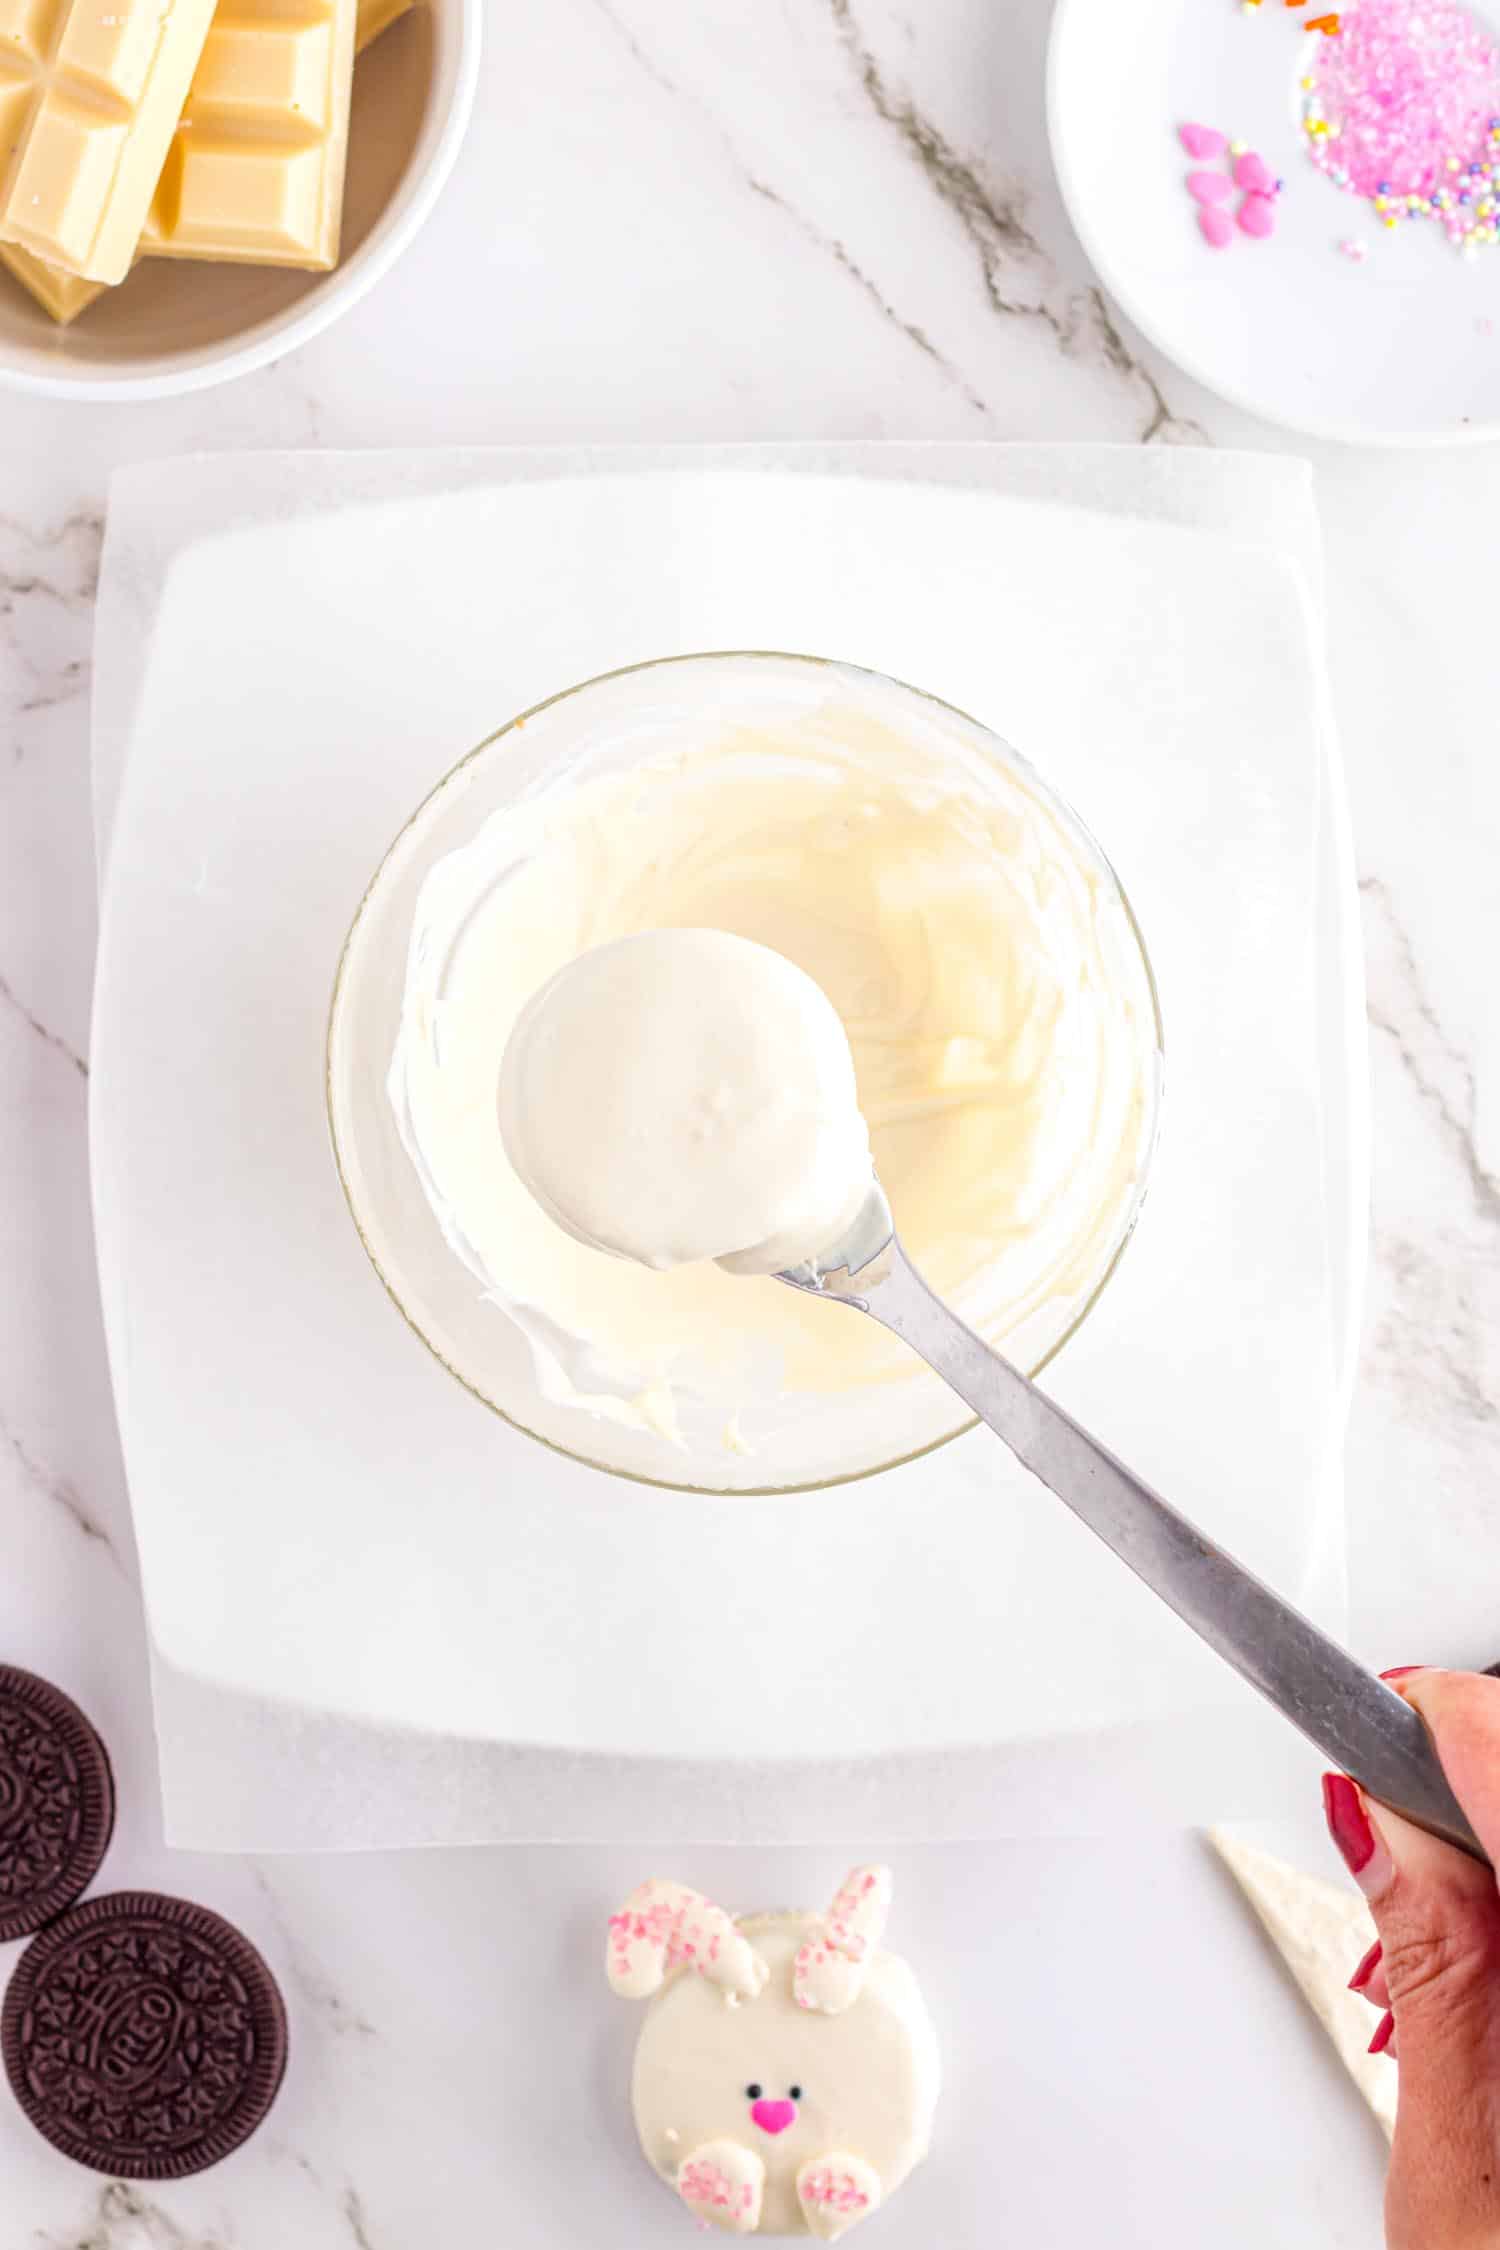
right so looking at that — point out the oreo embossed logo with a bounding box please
[2,1892,288,2177]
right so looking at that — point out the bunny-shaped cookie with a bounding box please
[608,1868,939,2238]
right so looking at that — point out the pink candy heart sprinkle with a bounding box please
[1198,205,1236,247]
[1237,192,1277,236]
[1179,121,1228,158]
[1187,168,1232,203]
[1234,150,1274,193]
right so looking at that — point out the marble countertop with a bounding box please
[2,0,1498,2242]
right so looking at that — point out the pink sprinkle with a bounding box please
[1198,205,1236,247]
[1180,121,1228,158]
[1338,235,1368,259]
[1187,168,1233,202]
[801,2168,873,2214]
[1304,0,1500,253]
[1237,192,1278,236]
[1234,150,1274,193]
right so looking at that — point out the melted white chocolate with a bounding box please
[390,688,1156,1445]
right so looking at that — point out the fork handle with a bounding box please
[857,1239,1487,1865]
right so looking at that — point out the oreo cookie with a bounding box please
[2,1891,288,2177]
[0,1665,115,1943]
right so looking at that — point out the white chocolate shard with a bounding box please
[1208,1829,1395,2140]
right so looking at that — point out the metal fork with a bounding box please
[778,1182,1486,1865]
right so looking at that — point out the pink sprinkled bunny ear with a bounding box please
[793,1865,893,2015]
[606,1878,769,2003]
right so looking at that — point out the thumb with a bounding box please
[1324,1671,1500,2249]
[1403,1670,1500,1855]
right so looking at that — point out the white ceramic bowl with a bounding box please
[327,652,1164,1496]
[0,0,480,401]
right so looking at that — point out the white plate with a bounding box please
[88,448,1358,1842]
[1048,0,1500,444]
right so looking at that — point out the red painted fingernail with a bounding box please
[1348,1938,1383,1992]
[1323,1772,1377,1874]
[1368,2009,1396,2055]
[1380,1666,1428,1683]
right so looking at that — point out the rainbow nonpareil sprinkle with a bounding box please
[1302,0,1500,250]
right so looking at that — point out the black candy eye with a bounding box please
[789,2084,804,2101]
[745,2083,763,2100]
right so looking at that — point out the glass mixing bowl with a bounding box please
[326,651,1163,1494]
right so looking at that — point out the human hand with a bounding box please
[1323,1669,1500,2250]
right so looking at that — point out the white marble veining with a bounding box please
[0,0,1497,2241]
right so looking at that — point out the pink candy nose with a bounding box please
[750,2098,797,2136]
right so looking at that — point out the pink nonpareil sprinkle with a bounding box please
[1179,120,1228,157]
[1338,234,1369,257]
[1188,167,1233,201]
[1308,0,1500,199]
[1198,205,1236,246]
[802,2170,873,2214]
